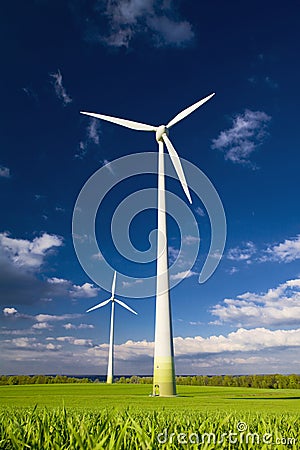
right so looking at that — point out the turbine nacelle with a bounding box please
[156,125,169,142]
[86,271,137,315]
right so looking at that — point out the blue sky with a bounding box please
[1,0,300,376]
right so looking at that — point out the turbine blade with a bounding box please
[80,111,156,132]
[86,298,111,313]
[114,298,138,315]
[111,271,117,299]
[167,93,215,128]
[162,134,192,204]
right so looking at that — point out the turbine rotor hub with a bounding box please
[156,125,168,142]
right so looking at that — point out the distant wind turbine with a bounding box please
[81,92,215,396]
[86,271,137,384]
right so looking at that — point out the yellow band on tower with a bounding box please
[153,356,176,396]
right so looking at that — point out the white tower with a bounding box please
[81,92,215,395]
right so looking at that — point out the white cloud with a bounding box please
[168,239,198,270]
[46,342,61,350]
[56,336,73,343]
[168,245,179,263]
[0,165,10,178]
[122,279,143,288]
[73,338,93,347]
[3,307,18,316]
[87,327,300,361]
[63,323,76,330]
[211,278,300,327]
[32,322,52,330]
[174,328,300,355]
[30,234,62,256]
[195,206,205,217]
[49,69,72,106]
[147,15,193,47]
[227,241,256,262]
[170,270,197,281]
[182,235,200,245]
[78,323,94,329]
[35,313,82,323]
[47,277,68,285]
[84,0,194,48]
[87,119,101,144]
[102,159,115,176]
[56,336,93,347]
[70,282,100,298]
[262,235,300,263]
[4,337,61,351]
[91,251,104,261]
[9,337,38,348]
[0,232,63,270]
[47,278,100,299]
[88,339,154,360]
[212,110,271,165]
[76,119,101,159]
[63,322,94,330]
[2,309,84,328]
[227,266,239,275]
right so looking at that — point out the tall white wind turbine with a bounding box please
[81,92,215,396]
[86,271,137,384]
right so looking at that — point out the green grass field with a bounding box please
[1,384,299,448]
[1,383,300,413]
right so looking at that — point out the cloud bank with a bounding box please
[2,326,299,375]
[0,232,99,305]
[211,278,300,327]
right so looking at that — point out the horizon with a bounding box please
[3,373,299,379]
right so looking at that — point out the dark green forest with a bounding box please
[1,374,299,389]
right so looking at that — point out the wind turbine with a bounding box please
[86,271,137,384]
[81,92,215,396]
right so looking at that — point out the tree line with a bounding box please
[117,374,300,389]
[0,375,90,385]
[1,373,299,389]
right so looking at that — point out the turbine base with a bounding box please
[153,356,176,397]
